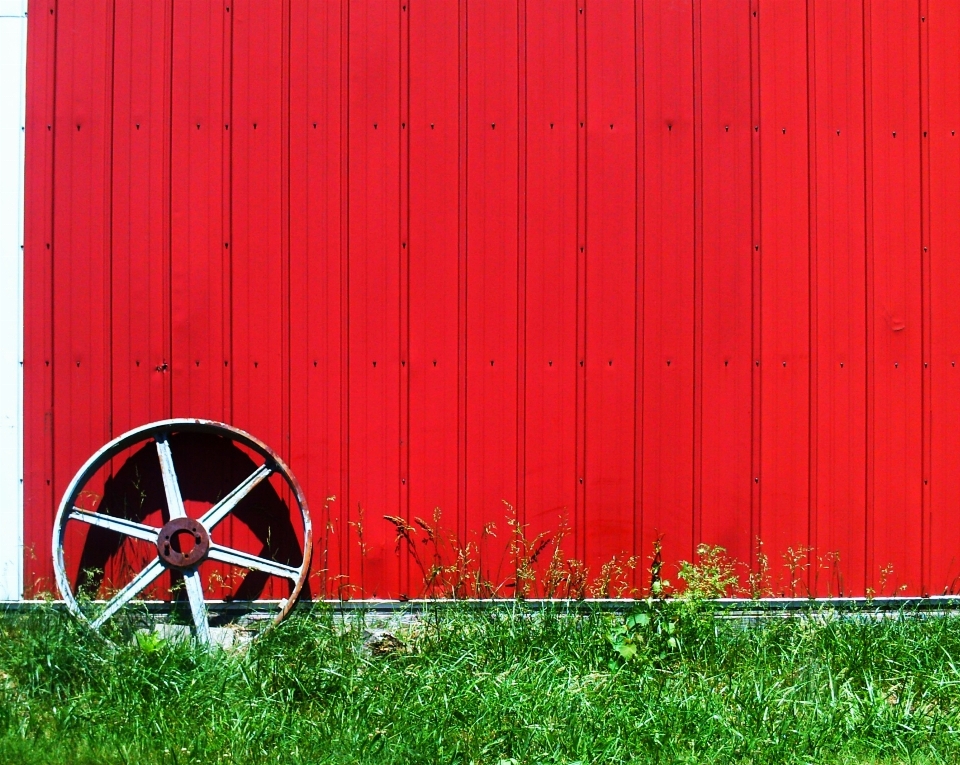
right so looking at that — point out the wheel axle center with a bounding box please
[157,517,211,570]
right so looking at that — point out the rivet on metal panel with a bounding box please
[725,125,729,132]
[925,362,928,368]
[402,242,406,248]
[225,124,229,130]
[668,124,672,131]
[373,361,377,367]
[580,246,584,253]
[224,360,228,367]
[402,5,406,10]
[924,131,927,137]
[754,125,759,132]
[922,16,925,21]
[313,361,317,367]
[46,243,50,249]
[491,123,495,129]
[782,127,786,134]
[374,124,378,129]
[226,6,230,11]
[548,360,552,366]
[47,125,51,130]
[402,478,406,484]
[924,246,928,252]
[254,123,257,129]
[431,123,435,129]
[609,360,613,366]
[136,124,140,130]
[892,131,896,137]
[755,477,759,483]
[579,360,584,367]
[76,125,80,131]
[724,360,728,366]
[196,124,201,129]
[580,122,584,128]
[45,360,49,366]
[895,362,899,368]
[953,361,956,367]
[135,360,140,367]
[755,244,759,251]
[925,479,929,485]
[550,123,554,128]
[840,362,844,368]
[755,360,760,366]
[195,360,200,367]
[76,361,80,368]
[47,479,50,485]
[610,124,614,129]
[402,123,406,129]
[401,360,406,367]
[156,362,167,372]
[579,8,583,13]
[312,123,316,128]
[490,360,494,366]
[579,478,584,484]
[836,129,840,135]
[254,361,259,368]
[433,360,437,366]
[666,360,670,366]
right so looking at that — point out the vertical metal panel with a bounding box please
[866,0,923,594]
[698,0,753,568]
[22,0,960,599]
[523,0,577,583]
[0,0,26,599]
[758,0,811,589]
[927,0,960,595]
[464,0,520,587]
[582,0,637,586]
[811,0,867,596]
[288,0,346,598]
[639,0,695,581]
[347,1,402,596]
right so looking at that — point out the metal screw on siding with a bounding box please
[725,125,729,132]
[782,361,786,366]
[724,360,729,366]
[840,362,844,368]
[373,361,377,367]
[895,362,899,368]
[313,361,318,367]
[755,477,759,483]
[431,123,434,129]
[892,131,896,137]
[666,360,671,366]
[374,123,378,129]
[782,127,786,134]
[837,129,840,135]
[491,123,495,129]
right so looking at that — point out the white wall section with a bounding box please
[0,0,26,599]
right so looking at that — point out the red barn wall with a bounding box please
[23,0,960,598]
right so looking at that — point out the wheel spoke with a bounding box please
[198,463,273,532]
[182,568,212,644]
[155,434,187,521]
[207,543,301,581]
[68,508,160,544]
[91,557,165,629]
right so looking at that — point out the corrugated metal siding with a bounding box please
[23,0,960,598]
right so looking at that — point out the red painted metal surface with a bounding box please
[23,1,960,599]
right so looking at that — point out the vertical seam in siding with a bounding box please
[919,0,931,595]
[575,0,587,564]
[862,0,874,590]
[806,0,819,591]
[399,0,410,594]
[632,0,643,580]
[516,0,527,529]
[692,0,703,556]
[107,1,116,442]
[749,0,761,571]
[339,0,350,588]
[457,0,467,547]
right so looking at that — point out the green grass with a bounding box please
[2,602,960,764]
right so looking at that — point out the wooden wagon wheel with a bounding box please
[52,419,312,645]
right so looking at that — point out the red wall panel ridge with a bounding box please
[23,0,955,599]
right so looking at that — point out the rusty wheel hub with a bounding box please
[157,516,211,570]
